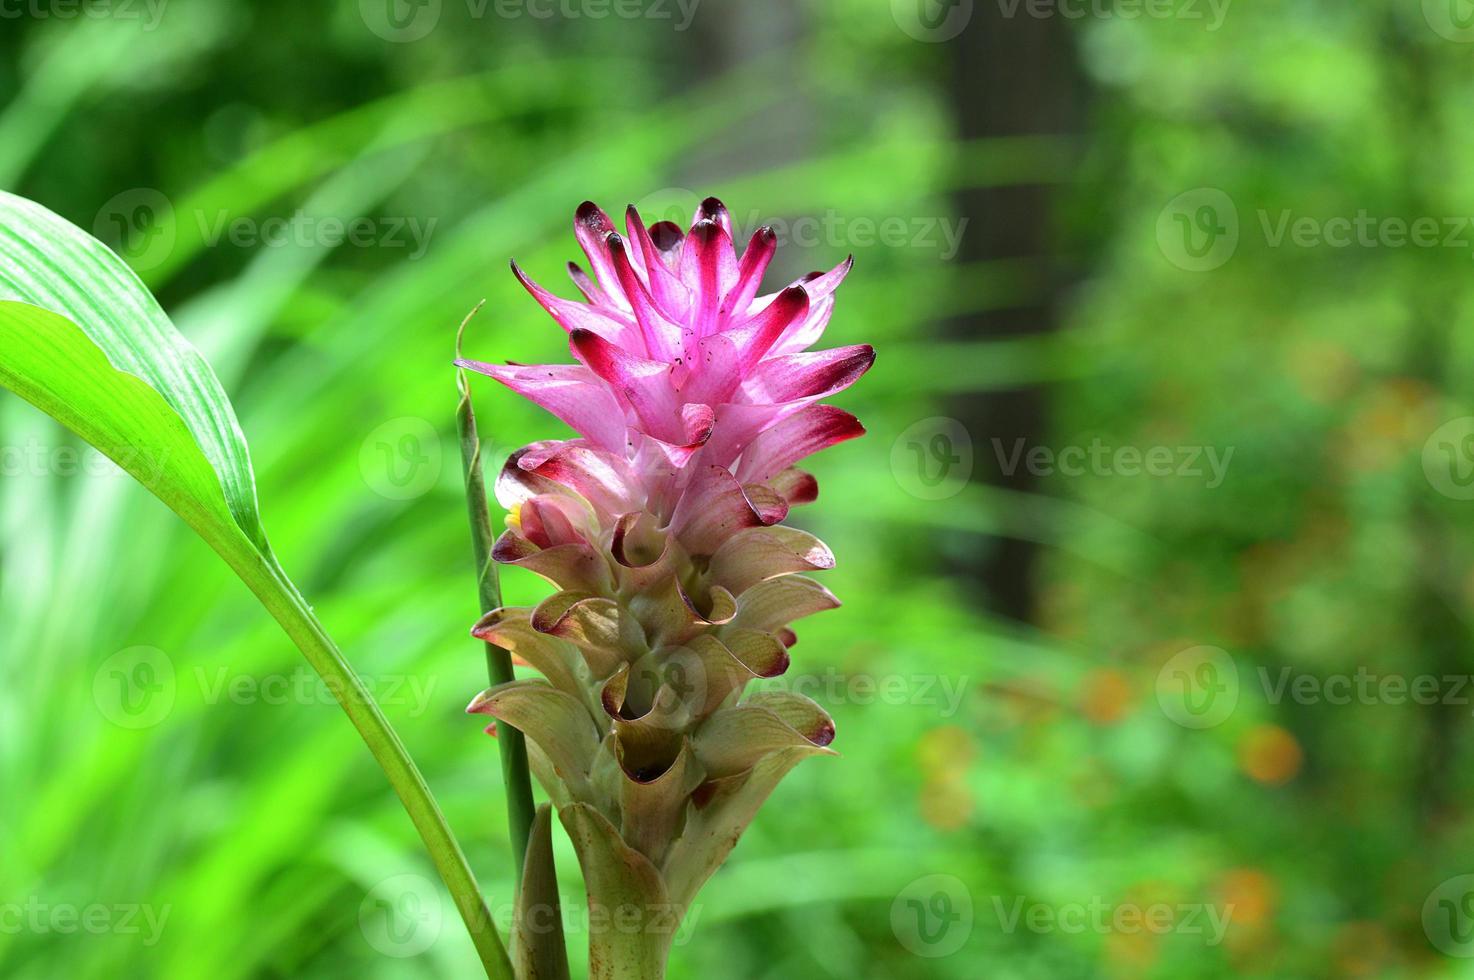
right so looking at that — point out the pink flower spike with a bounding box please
[459,198,869,925]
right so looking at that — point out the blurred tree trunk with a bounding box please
[678,0,810,186]
[947,7,1083,622]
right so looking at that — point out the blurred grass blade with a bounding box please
[0,194,514,979]
[457,304,539,882]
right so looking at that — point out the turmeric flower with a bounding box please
[457,198,870,966]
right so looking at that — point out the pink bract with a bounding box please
[457,197,871,524]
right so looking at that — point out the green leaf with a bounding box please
[0,193,513,980]
[0,190,268,551]
[0,301,243,549]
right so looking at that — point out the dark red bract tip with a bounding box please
[810,719,837,748]
[699,196,728,216]
[576,200,608,228]
[691,219,720,243]
[600,684,622,718]
[777,284,809,307]
[649,221,683,251]
[763,649,792,679]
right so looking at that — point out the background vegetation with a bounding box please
[2,0,1472,976]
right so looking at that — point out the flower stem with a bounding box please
[456,303,538,881]
[232,547,514,979]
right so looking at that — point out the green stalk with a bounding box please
[226,545,514,980]
[456,303,538,879]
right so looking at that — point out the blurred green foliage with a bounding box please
[2,0,1473,977]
